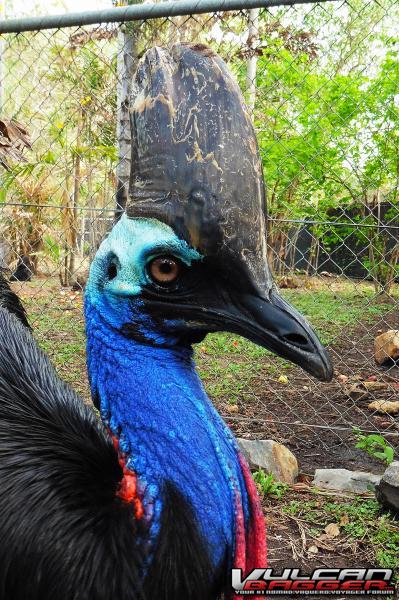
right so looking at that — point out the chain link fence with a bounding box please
[1,0,399,473]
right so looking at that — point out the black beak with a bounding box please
[140,261,333,382]
[219,288,333,382]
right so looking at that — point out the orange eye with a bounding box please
[148,256,181,286]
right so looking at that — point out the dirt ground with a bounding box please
[224,312,399,475]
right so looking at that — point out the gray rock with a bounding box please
[238,438,298,483]
[313,468,381,493]
[375,461,399,514]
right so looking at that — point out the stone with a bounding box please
[375,461,399,514]
[313,468,381,493]
[238,438,298,483]
[375,330,399,365]
[368,400,399,415]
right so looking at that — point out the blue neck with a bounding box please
[85,301,251,570]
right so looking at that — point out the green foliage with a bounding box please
[43,236,62,263]
[253,469,288,499]
[4,4,399,281]
[354,429,395,466]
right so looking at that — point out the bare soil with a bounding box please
[224,313,399,475]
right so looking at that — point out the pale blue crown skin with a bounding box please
[84,215,251,571]
[86,214,201,335]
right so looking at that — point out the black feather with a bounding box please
[144,481,226,600]
[0,270,30,328]
[0,280,222,599]
[0,307,146,600]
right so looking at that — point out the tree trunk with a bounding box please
[0,1,4,114]
[246,8,259,115]
[86,118,97,257]
[67,115,83,285]
[115,13,140,218]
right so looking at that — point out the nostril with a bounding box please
[107,257,119,280]
[108,263,117,280]
[283,333,310,349]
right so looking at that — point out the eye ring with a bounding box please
[147,255,182,287]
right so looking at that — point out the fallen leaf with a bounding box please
[367,375,378,382]
[337,374,349,383]
[368,400,399,414]
[320,271,333,278]
[292,482,311,492]
[344,383,369,401]
[307,545,319,555]
[324,523,340,538]
[227,404,239,414]
[278,375,289,384]
[344,381,388,401]
[297,473,312,484]
[364,381,389,391]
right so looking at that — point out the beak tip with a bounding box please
[309,347,334,382]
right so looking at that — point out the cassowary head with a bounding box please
[88,43,332,382]
[84,44,333,596]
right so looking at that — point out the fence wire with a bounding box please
[1,0,399,473]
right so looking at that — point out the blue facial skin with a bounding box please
[85,215,250,571]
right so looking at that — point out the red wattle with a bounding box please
[232,453,267,598]
[111,434,144,519]
[239,453,267,570]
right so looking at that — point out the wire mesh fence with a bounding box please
[1,0,399,472]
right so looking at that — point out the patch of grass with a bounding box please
[253,469,289,499]
[282,285,396,345]
[23,293,88,398]
[282,495,399,571]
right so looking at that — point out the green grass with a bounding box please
[283,285,397,345]
[23,293,88,397]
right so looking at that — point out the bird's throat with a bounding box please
[85,305,266,577]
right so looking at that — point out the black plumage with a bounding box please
[0,271,30,328]
[0,276,216,599]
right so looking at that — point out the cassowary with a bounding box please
[0,45,332,599]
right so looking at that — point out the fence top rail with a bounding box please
[0,0,339,34]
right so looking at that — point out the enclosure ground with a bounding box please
[264,488,398,599]
[14,274,399,588]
